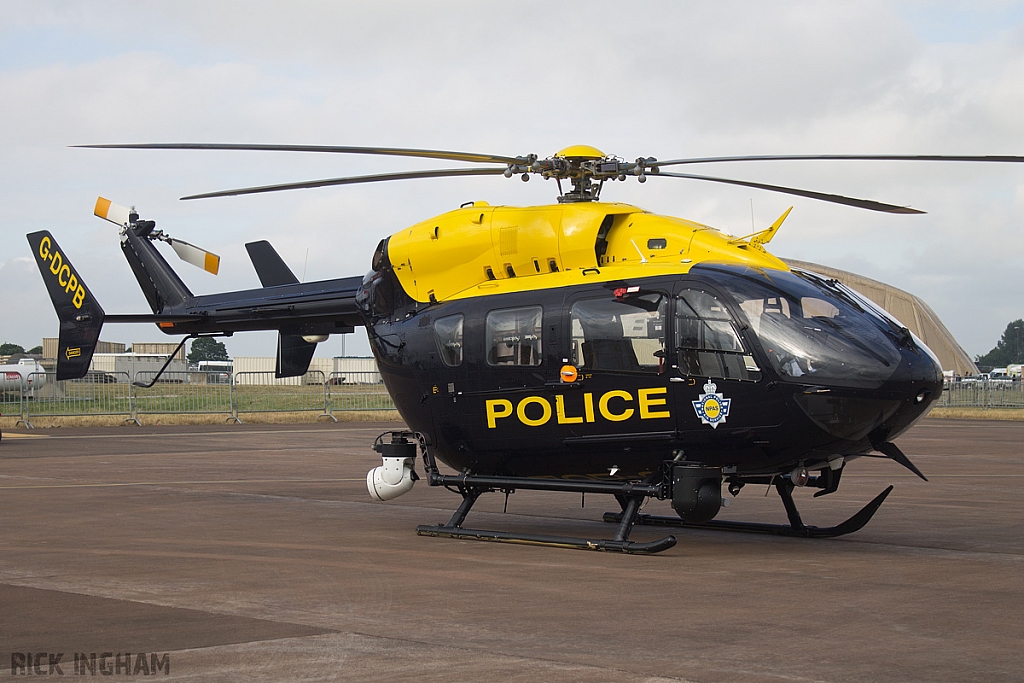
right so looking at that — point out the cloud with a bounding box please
[2,1,1023,358]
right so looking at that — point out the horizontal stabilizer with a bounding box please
[26,231,105,380]
[246,241,300,287]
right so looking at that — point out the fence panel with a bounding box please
[233,371,330,418]
[985,382,1024,408]
[22,372,134,423]
[133,371,234,417]
[940,381,1024,409]
[0,389,22,424]
[327,371,395,412]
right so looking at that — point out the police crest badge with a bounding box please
[692,380,731,429]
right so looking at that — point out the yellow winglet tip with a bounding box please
[752,206,793,247]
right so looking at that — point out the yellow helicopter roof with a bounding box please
[385,201,791,303]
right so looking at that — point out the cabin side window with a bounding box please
[433,314,464,367]
[570,293,666,374]
[486,306,543,366]
[675,289,761,381]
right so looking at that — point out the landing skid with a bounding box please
[416,487,677,554]
[413,433,676,554]
[405,431,891,551]
[603,481,894,539]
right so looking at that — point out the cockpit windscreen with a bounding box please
[700,266,904,389]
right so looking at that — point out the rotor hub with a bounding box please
[500,146,657,202]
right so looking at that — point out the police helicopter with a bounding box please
[27,144,1024,554]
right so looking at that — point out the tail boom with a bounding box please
[29,229,364,380]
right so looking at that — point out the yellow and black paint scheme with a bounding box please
[41,140,1016,548]
[360,200,942,482]
[30,196,942,528]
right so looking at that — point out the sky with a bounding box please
[1,0,1023,361]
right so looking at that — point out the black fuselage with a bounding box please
[113,223,944,481]
[365,263,943,479]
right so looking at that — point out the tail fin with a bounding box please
[245,241,319,378]
[96,197,208,313]
[120,225,193,313]
[246,240,300,286]
[26,231,105,380]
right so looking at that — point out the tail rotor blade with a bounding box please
[169,239,220,275]
[94,197,132,226]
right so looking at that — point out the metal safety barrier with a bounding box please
[939,381,1024,409]
[1,386,26,427]
[327,371,394,412]
[232,370,333,421]
[7,367,396,428]
[20,371,134,427]
[133,371,235,423]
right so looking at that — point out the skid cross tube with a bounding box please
[425,470,664,498]
[414,438,676,554]
[603,482,894,539]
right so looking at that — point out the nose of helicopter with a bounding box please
[696,262,947,447]
[880,333,945,436]
[790,336,944,446]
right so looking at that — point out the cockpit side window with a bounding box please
[570,293,666,374]
[675,289,761,382]
[433,314,464,367]
[486,306,543,366]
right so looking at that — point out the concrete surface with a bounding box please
[0,418,1021,681]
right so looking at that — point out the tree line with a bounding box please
[0,342,43,356]
[975,319,1024,368]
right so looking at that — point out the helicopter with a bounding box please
[27,143,1024,554]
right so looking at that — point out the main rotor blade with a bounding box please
[74,143,523,165]
[180,167,510,200]
[651,154,1024,168]
[653,171,924,214]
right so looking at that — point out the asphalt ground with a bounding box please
[0,418,1021,682]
